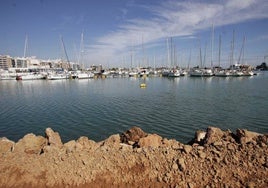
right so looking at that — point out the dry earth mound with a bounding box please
[0,126,267,187]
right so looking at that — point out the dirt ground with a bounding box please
[0,126,267,187]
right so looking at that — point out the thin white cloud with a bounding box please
[249,34,268,43]
[84,0,268,66]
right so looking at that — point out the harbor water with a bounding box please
[0,73,268,143]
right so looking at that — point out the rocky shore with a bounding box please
[0,126,267,188]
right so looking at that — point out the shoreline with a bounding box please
[0,126,267,187]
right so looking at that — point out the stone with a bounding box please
[135,148,143,153]
[236,129,261,145]
[246,181,255,188]
[76,136,97,150]
[1,126,268,187]
[263,157,268,168]
[119,143,133,151]
[256,134,268,146]
[64,140,76,153]
[197,146,204,150]
[162,138,181,149]
[213,141,223,146]
[14,133,47,154]
[42,145,60,154]
[188,183,195,188]
[101,134,121,149]
[227,143,236,151]
[183,145,192,154]
[0,137,15,154]
[45,128,63,147]
[205,127,225,145]
[120,126,147,143]
[198,151,206,159]
[172,163,179,170]
[138,134,162,148]
[195,130,207,142]
[177,158,186,172]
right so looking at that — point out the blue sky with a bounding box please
[1,0,268,68]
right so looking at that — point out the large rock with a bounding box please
[64,138,97,153]
[0,137,15,154]
[183,145,192,154]
[76,136,97,150]
[255,134,268,147]
[177,158,186,172]
[236,129,261,145]
[162,138,182,149]
[101,134,121,149]
[188,130,207,145]
[204,127,225,145]
[195,130,207,142]
[138,134,162,148]
[64,140,77,153]
[14,133,47,154]
[45,128,63,147]
[120,126,147,144]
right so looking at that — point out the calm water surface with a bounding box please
[0,73,267,143]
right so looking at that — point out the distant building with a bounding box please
[0,55,13,70]
[0,55,82,71]
[91,64,103,73]
[14,57,28,68]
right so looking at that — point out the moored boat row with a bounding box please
[0,70,96,81]
[0,66,259,81]
[189,67,256,77]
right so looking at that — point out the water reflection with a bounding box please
[0,73,267,143]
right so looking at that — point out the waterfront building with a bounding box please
[14,57,28,68]
[0,55,13,70]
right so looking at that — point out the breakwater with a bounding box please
[0,126,267,187]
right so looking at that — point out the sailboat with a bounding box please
[190,25,215,77]
[46,35,72,80]
[16,35,46,80]
[46,71,69,80]
[76,71,94,79]
[16,72,46,80]
[161,37,180,77]
[214,34,230,77]
[75,32,94,79]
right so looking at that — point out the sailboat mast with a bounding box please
[24,35,28,58]
[130,48,133,70]
[187,49,191,69]
[60,35,70,70]
[203,43,207,68]
[170,37,173,68]
[154,54,156,70]
[211,24,214,67]
[237,36,246,65]
[167,37,170,68]
[78,32,84,68]
[218,34,221,67]
[199,46,202,68]
[173,43,176,68]
[242,36,245,64]
[142,35,146,67]
[231,30,235,66]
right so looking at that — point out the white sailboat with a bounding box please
[46,72,69,80]
[77,71,94,79]
[16,73,46,80]
[0,71,17,80]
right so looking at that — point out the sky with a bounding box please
[1,0,268,68]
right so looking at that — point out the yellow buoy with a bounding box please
[140,83,146,88]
